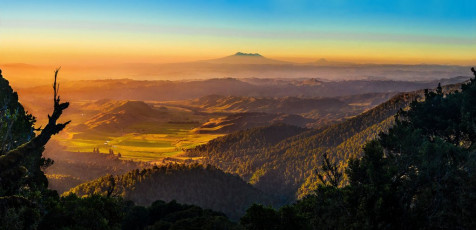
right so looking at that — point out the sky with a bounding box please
[0,0,475,66]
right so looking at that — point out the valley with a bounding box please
[14,74,469,204]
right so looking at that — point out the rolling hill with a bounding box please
[75,100,167,133]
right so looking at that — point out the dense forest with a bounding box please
[1,67,476,229]
[187,91,417,201]
[66,163,273,220]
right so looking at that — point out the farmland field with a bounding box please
[57,132,222,162]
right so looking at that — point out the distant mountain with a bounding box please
[66,164,273,220]
[201,52,290,65]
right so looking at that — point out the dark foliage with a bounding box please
[0,69,36,154]
[40,195,237,230]
[67,163,273,220]
[240,204,309,230]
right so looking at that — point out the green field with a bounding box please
[57,122,223,162]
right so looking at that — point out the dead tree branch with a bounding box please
[0,69,70,169]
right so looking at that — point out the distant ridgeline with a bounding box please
[186,82,464,202]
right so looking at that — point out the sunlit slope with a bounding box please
[73,100,169,133]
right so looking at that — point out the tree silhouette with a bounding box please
[0,68,70,223]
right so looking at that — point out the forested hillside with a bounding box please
[66,163,273,220]
[187,82,464,201]
[241,68,476,229]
